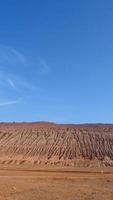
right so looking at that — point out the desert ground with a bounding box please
[0,165,113,200]
[0,122,113,199]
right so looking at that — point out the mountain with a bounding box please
[0,122,113,167]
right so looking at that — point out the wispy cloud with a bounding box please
[0,98,22,107]
[6,78,16,89]
[0,45,26,67]
[0,70,37,92]
[0,44,50,76]
[9,47,26,65]
[0,45,50,109]
[38,59,50,75]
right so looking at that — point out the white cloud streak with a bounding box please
[9,47,26,65]
[39,60,50,74]
[0,98,22,107]
[6,78,16,89]
[0,45,26,66]
[0,45,49,108]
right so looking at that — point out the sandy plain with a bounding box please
[0,165,113,200]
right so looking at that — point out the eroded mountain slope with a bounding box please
[0,122,113,167]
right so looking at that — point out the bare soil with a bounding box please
[0,122,113,167]
[0,122,113,199]
[0,166,113,200]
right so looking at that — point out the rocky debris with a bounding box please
[0,122,113,167]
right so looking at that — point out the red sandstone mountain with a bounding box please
[0,122,113,167]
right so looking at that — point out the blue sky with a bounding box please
[0,0,113,123]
